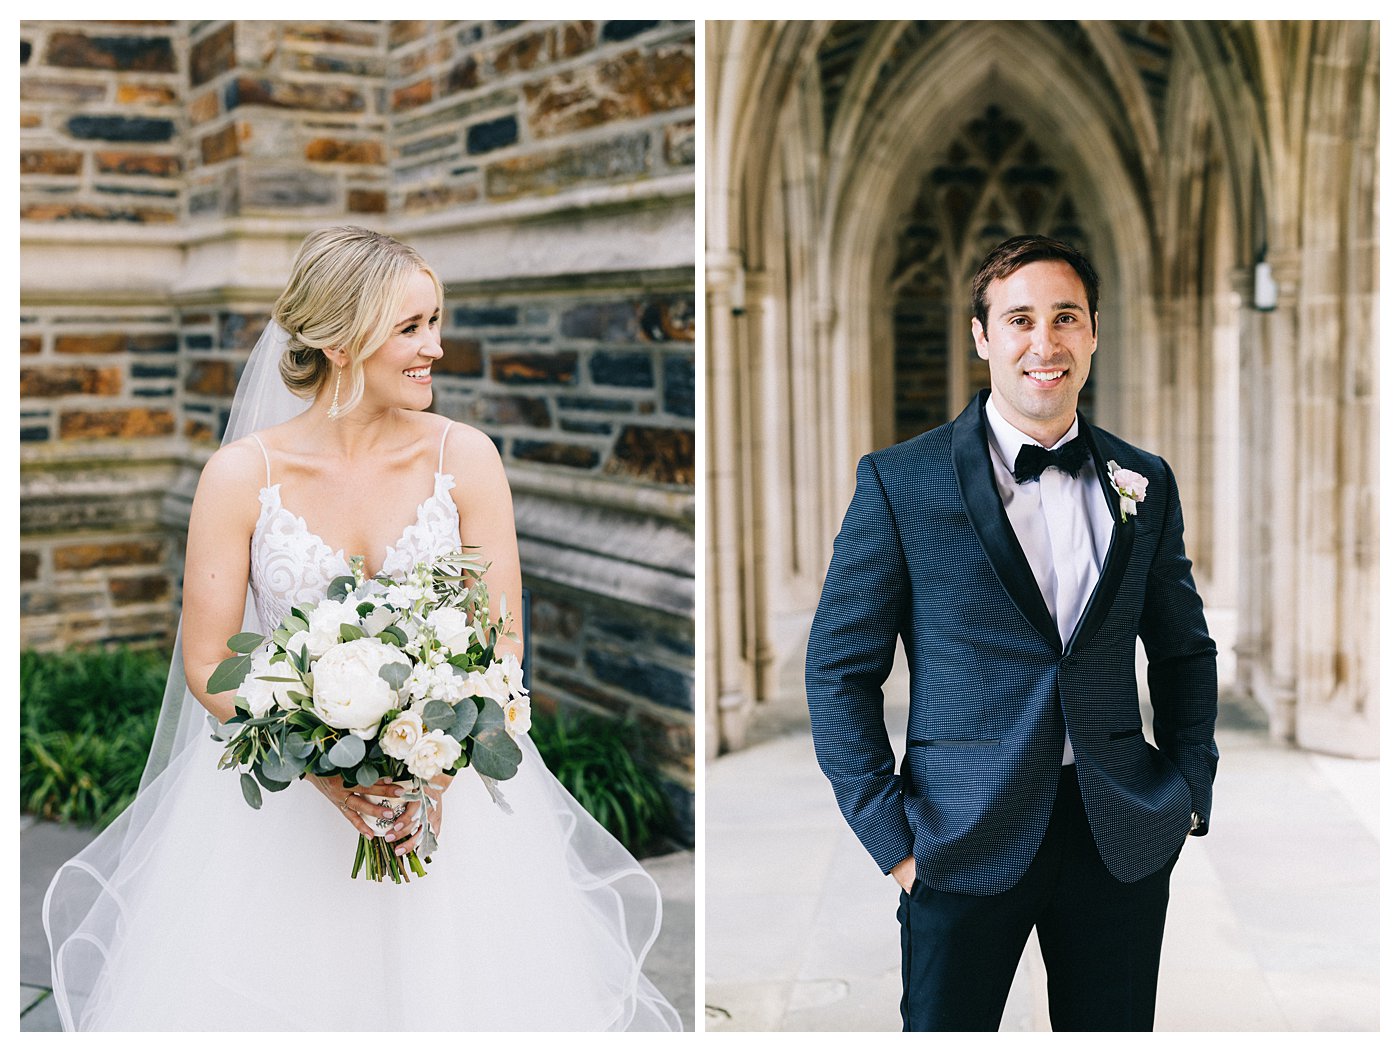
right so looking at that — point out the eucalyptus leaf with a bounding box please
[357,601,377,618]
[207,653,252,695]
[284,733,314,759]
[261,750,303,783]
[378,625,408,647]
[340,623,365,642]
[421,700,456,732]
[468,702,521,780]
[450,699,478,740]
[252,765,293,793]
[328,734,367,768]
[239,772,263,810]
[227,632,266,654]
[378,662,411,690]
[328,576,356,600]
[354,762,380,788]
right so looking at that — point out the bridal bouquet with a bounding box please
[206,550,531,883]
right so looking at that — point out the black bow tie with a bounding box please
[1013,435,1088,483]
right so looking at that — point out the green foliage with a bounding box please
[20,647,168,828]
[532,708,674,857]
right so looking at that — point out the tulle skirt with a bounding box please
[43,732,681,1031]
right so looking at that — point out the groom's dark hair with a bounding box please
[972,235,1100,335]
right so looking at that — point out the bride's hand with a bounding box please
[386,777,449,856]
[308,774,406,840]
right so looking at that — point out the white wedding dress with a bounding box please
[43,424,681,1031]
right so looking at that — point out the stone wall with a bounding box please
[20,19,696,835]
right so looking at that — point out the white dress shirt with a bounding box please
[984,399,1115,764]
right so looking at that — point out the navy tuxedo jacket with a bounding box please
[807,391,1218,896]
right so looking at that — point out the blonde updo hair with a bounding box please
[275,226,443,417]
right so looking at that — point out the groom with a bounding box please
[806,235,1218,1031]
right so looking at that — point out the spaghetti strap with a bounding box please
[249,433,272,487]
[437,419,453,473]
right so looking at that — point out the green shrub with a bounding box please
[531,707,674,856]
[20,648,167,828]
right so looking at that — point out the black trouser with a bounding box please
[898,764,1180,1031]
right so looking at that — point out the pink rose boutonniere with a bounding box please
[1106,460,1149,523]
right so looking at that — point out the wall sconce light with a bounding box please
[1253,258,1278,312]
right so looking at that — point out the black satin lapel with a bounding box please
[1066,420,1135,655]
[950,394,1061,651]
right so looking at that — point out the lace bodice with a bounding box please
[246,424,460,632]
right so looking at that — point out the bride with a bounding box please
[42,227,683,1032]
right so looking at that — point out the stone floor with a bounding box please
[705,645,1380,1032]
[20,817,694,1031]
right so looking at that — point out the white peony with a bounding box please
[405,729,462,780]
[305,597,359,658]
[425,607,475,654]
[502,694,532,737]
[380,710,424,761]
[311,637,404,738]
[236,644,282,717]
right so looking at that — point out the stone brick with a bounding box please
[561,418,613,435]
[456,306,519,327]
[348,188,387,213]
[59,408,175,439]
[21,551,40,582]
[558,395,633,412]
[185,418,215,442]
[486,132,650,200]
[605,425,693,486]
[21,425,50,442]
[470,394,551,428]
[19,366,123,398]
[446,56,479,93]
[525,47,693,139]
[94,151,182,177]
[55,334,125,355]
[491,351,577,385]
[54,539,164,572]
[562,301,636,341]
[511,440,600,469]
[553,21,598,59]
[67,115,176,143]
[190,89,220,125]
[665,119,695,167]
[664,355,694,417]
[46,32,176,73]
[585,648,692,711]
[392,78,433,113]
[306,138,384,164]
[22,203,179,223]
[131,361,178,379]
[21,113,41,128]
[466,115,518,155]
[403,184,480,212]
[128,333,179,354]
[94,183,179,200]
[218,313,262,351]
[21,79,107,103]
[109,574,171,605]
[437,337,483,376]
[400,132,457,157]
[589,351,653,388]
[600,21,660,43]
[200,123,239,165]
[185,360,237,396]
[190,23,235,87]
[292,53,379,80]
[21,39,32,64]
[493,29,548,74]
[244,167,337,209]
[639,296,694,341]
[227,77,366,113]
[116,83,178,105]
[390,21,428,48]
[21,336,41,356]
[284,24,379,47]
[20,149,82,176]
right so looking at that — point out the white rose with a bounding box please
[361,604,398,638]
[306,597,357,658]
[380,711,424,761]
[502,695,532,738]
[426,607,475,654]
[461,669,503,704]
[405,729,462,780]
[311,637,403,738]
